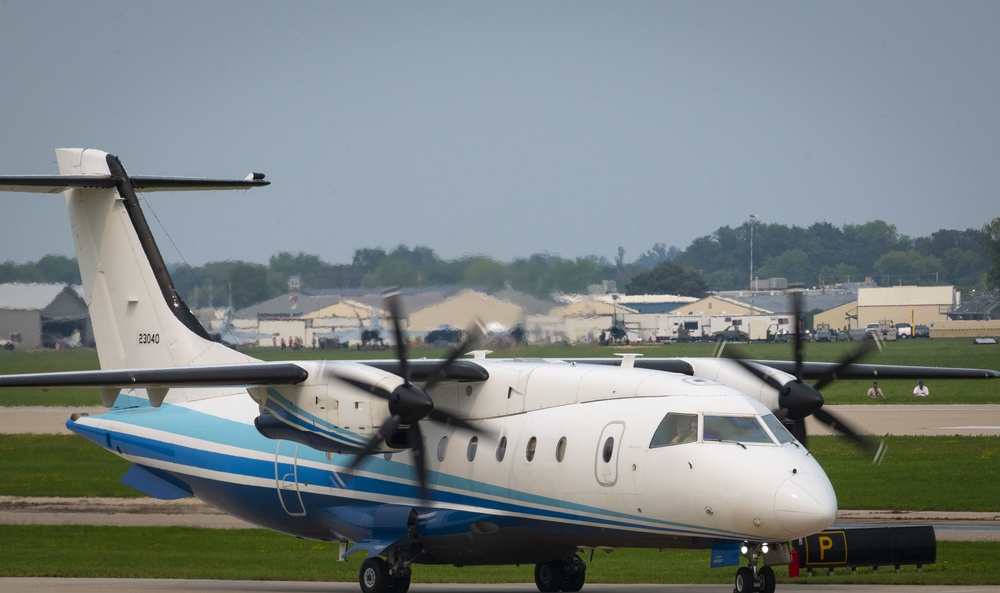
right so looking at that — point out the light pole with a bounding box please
[749,214,758,315]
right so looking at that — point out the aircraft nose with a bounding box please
[773,473,837,537]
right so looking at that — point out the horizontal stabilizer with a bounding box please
[0,174,268,194]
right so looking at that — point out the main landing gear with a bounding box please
[534,555,587,592]
[733,542,778,593]
[359,556,411,593]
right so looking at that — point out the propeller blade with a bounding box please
[423,321,485,393]
[333,373,395,402]
[348,415,401,471]
[408,422,429,500]
[788,418,808,446]
[811,340,877,392]
[383,288,411,385]
[790,291,804,381]
[729,356,788,394]
[428,406,481,433]
[812,407,882,460]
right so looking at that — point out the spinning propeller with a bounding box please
[332,289,485,499]
[730,292,884,462]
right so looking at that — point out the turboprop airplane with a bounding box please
[1,149,998,593]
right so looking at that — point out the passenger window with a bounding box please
[703,415,773,444]
[496,436,507,462]
[467,436,479,461]
[556,437,567,462]
[437,436,449,462]
[650,413,699,448]
[526,437,537,462]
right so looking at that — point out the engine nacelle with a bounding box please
[252,361,405,454]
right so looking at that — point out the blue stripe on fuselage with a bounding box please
[67,394,750,543]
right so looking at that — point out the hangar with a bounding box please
[0,283,91,349]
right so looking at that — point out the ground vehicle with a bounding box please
[914,324,931,338]
[814,323,836,342]
[896,323,912,339]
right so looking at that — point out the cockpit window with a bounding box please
[703,415,773,444]
[761,413,797,444]
[650,413,699,448]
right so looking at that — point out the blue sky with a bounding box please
[1,1,998,266]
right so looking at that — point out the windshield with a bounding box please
[761,413,797,444]
[703,415,774,444]
[650,413,699,448]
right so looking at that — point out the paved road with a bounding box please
[4,580,1000,593]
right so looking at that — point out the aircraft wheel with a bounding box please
[389,574,411,593]
[564,568,585,592]
[734,566,755,593]
[360,557,391,593]
[756,565,776,593]
[534,561,564,592]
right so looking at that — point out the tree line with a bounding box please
[4,218,999,310]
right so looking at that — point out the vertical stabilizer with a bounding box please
[55,148,258,370]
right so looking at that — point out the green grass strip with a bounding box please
[0,525,996,585]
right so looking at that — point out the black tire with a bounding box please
[757,565,776,593]
[360,557,391,593]
[389,574,411,593]
[534,561,564,593]
[564,568,586,592]
[734,566,755,593]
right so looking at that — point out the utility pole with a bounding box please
[749,213,758,315]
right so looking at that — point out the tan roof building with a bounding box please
[408,289,523,332]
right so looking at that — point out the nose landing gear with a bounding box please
[733,541,778,593]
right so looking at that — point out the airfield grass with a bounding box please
[0,525,996,586]
[1,338,998,406]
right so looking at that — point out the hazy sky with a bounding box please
[1,1,998,267]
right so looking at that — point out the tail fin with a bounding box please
[4,148,269,370]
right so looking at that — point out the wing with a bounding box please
[563,357,1000,379]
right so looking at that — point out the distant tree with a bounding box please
[460,256,508,291]
[624,261,708,297]
[982,217,1000,290]
[704,268,744,292]
[268,252,331,290]
[363,258,419,288]
[874,250,944,285]
[758,248,813,285]
[227,262,272,309]
[34,254,81,284]
[350,248,387,274]
[0,255,80,284]
[633,242,679,269]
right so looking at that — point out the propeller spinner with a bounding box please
[731,292,884,462]
[333,289,485,499]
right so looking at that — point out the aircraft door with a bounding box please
[595,422,625,486]
[274,440,306,516]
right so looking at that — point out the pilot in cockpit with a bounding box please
[670,416,698,444]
